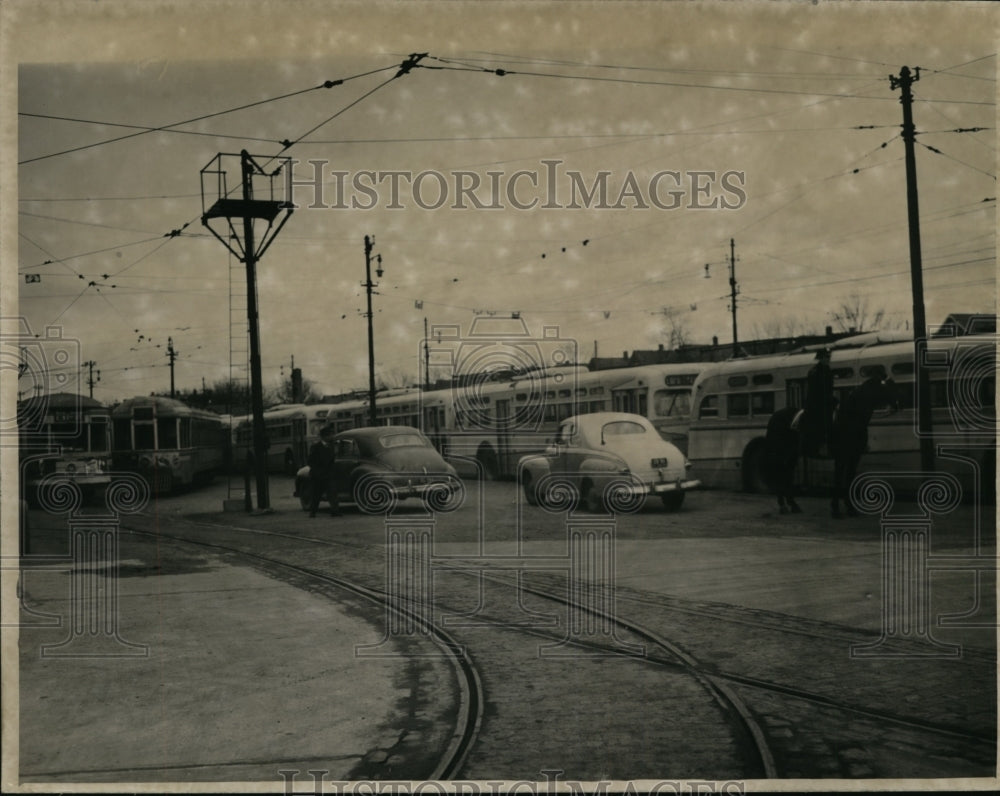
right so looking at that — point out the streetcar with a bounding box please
[18,392,113,505]
[686,331,996,498]
[111,396,228,493]
[231,403,339,475]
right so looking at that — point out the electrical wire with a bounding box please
[18,64,401,165]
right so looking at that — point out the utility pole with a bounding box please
[200,149,294,512]
[729,238,739,358]
[290,355,303,403]
[167,337,177,399]
[240,153,270,508]
[891,65,934,472]
[363,235,382,426]
[84,360,100,399]
[424,317,431,390]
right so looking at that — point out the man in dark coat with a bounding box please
[803,348,836,457]
[308,425,341,517]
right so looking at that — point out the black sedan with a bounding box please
[294,426,462,513]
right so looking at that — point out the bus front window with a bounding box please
[654,389,691,419]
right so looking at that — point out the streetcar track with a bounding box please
[122,509,995,777]
[610,587,998,662]
[125,518,778,778]
[173,511,997,662]
[121,523,483,781]
[480,574,996,748]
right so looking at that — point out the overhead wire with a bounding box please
[18,63,401,165]
[421,55,899,102]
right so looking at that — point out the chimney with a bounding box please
[658,343,664,351]
[825,325,833,337]
[712,335,718,347]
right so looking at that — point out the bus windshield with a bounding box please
[653,389,692,419]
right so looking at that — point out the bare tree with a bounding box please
[656,306,693,350]
[268,373,322,405]
[751,313,820,340]
[377,367,417,390]
[830,292,887,333]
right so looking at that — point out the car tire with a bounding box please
[356,477,395,514]
[582,482,605,514]
[522,474,539,506]
[660,492,685,511]
[477,445,499,481]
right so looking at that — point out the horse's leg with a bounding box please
[831,451,844,518]
[844,450,862,517]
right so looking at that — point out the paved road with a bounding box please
[14,475,997,786]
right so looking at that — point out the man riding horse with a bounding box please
[764,355,898,518]
[803,348,836,457]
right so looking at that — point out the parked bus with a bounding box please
[18,392,113,505]
[310,361,708,479]
[232,403,342,474]
[686,332,996,498]
[111,396,228,493]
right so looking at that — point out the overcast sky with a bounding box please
[7,1,996,404]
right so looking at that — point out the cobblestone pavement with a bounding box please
[14,478,997,786]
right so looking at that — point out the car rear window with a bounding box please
[602,421,647,436]
[379,433,427,449]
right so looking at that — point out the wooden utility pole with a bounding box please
[240,152,270,509]
[364,235,379,426]
[424,317,430,391]
[200,149,294,512]
[729,238,739,358]
[167,337,177,399]
[891,66,934,472]
[84,360,99,398]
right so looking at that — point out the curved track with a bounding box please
[122,523,483,780]
[123,515,778,776]
[120,503,995,779]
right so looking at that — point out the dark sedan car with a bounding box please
[294,426,462,513]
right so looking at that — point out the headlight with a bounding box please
[64,463,77,474]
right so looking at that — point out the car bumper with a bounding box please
[637,478,701,495]
[389,479,459,499]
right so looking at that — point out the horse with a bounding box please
[762,406,806,514]
[762,375,899,517]
[828,374,900,517]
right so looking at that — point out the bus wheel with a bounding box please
[477,445,499,481]
[661,492,685,511]
[741,441,769,494]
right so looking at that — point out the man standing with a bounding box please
[804,348,836,457]
[308,425,341,517]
